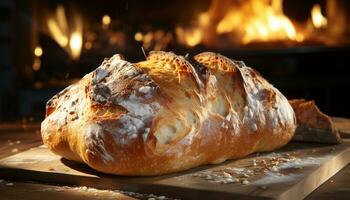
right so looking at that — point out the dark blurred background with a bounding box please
[0,0,349,122]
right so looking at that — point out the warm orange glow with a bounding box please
[32,58,41,71]
[311,4,327,29]
[70,32,83,59]
[134,30,172,51]
[179,0,350,48]
[48,18,69,47]
[34,46,43,57]
[174,12,211,47]
[216,0,299,44]
[84,41,92,50]
[134,32,143,41]
[42,1,345,52]
[198,13,210,27]
[47,5,83,60]
[102,15,111,29]
[176,27,203,47]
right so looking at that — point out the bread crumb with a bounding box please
[204,175,212,180]
[81,186,88,190]
[223,172,231,178]
[270,166,278,172]
[54,188,64,192]
[253,159,257,166]
[225,178,238,183]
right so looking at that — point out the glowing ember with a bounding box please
[34,46,43,57]
[33,46,42,71]
[102,14,111,29]
[84,41,92,50]
[70,32,83,60]
[32,59,41,71]
[134,32,143,42]
[311,4,328,29]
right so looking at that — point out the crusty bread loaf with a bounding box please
[41,51,296,176]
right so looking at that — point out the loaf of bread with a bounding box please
[41,51,296,176]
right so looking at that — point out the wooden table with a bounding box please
[0,118,350,200]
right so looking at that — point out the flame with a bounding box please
[311,4,327,29]
[198,13,210,27]
[47,5,83,60]
[175,12,209,47]
[70,32,82,59]
[48,18,68,47]
[216,0,299,44]
[137,0,346,49]
[175,27,203,47]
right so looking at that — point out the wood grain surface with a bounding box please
[1,118,350,200]
[1,141,350,199]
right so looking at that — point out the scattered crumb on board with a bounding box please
[192,151,330,186]
[0,179,178,200]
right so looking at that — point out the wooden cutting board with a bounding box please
[0,140,350,200]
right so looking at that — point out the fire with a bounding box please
[47,18,68,47]
[311,4,327,29]
[47,5,83,60]
[175,12,210,47]
[70,32,83,59]
[175,27,203,47]
[171,0,307,47]
[155,0,345,48]
[216,0,300,44]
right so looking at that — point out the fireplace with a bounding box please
[0,0,349,121]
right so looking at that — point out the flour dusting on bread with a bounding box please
[41,51,296,176]
[89,54,161,145]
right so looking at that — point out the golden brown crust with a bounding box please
[289,99,341,144]
[289,99,333,130]
[41,51,296,176]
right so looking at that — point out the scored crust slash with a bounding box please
[41,51,338,176]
